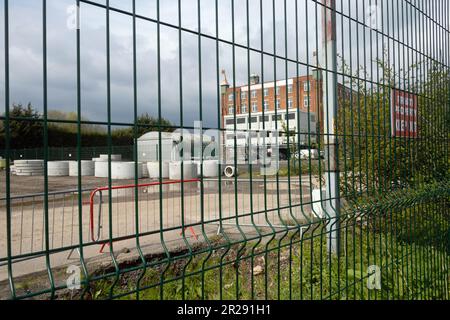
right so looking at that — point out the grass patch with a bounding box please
[65,221,449,300]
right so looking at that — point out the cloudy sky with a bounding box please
[0,0,446,129]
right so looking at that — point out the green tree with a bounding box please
[0,103,43,149]
[114,113,174,139]
[337,55,449,196]
[48,110,105,134]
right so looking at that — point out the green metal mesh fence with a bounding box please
[0,0,449,300]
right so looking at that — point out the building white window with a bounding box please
[288,84,293,94]
[276,87,280,96]
[264,88,269,97]
[276,99,281,109]
[228,106,235,114]
[263,101,269,111]
[304,81,310,92]
[303,96,310,108]
[228,93,234,102]
[241,104,248,114]
[241,91,247,100]
[251,90,257,98]
[252,102,258,113]
[272,114,282,121]
[288,98,293,109]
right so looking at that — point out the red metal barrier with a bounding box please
[89,179,201,248]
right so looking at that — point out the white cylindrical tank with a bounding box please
[93,156,121,177]
[69,161,95,177]
[48,161,69,176]
[147,161,170,179]
[111,162,143,180]
[202,160,220,178]
[95,161,109,178]
[169,161,198,180]
[194,160,220,178]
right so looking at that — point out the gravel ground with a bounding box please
[0,171,146,198]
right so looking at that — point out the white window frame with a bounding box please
[276,99,281,109]
[288,84,293,94]
[252,102,258,113]
[263,100,269,111]
[304,81,310,92]
[241,104,248,114]
[251,90,257,98]
[288,98,293,109]
[228,93,234,102]
[264,88,269,97]
[228,106,235,114]
[303,96,310,108]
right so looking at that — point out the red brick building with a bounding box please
[223,76,319,111]
[220,70,354,140]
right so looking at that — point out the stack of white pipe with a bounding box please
[14,160,45,176]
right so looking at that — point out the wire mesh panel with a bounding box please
[0,0,449,300]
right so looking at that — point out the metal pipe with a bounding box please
[322,0,341,256]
